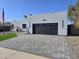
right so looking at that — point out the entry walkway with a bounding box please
[0,47,49,59]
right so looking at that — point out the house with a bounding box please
[13,11,68,35]
[0,22,13,32]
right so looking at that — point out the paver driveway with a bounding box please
[0,34,71,59]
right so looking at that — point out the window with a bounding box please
[62,20,64,28]
[22,24,26,29]
[43,19,46,21]
[12,24,14,29]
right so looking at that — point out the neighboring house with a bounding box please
[0,22,13,32]
[12,19,28,32]
[12,11,68,35]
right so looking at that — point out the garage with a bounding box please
[33,23,58,35]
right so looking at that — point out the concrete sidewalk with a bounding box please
[0,47,50,59]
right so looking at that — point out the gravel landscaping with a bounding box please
[0,33,71,59]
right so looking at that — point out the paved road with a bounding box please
[0,33,71,59]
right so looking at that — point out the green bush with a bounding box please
[0,33,17,41]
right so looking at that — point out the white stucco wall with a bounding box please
[27,11,67,35]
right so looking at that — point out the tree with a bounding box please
[68,1,79,28]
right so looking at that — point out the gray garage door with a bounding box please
[33,23,58,35]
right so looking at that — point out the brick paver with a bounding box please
[67,36,79,59]
[0,34,71,59]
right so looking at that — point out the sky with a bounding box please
[0,0,76,22]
